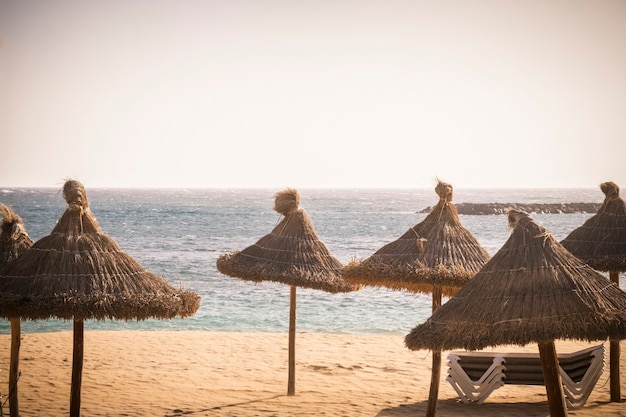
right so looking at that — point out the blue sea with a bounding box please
[0,187,612,335]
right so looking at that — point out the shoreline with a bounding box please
[1,330,624,416]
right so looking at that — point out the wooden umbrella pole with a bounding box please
[426,350,442,417]
[288,285,296,396]
[426,285,443,417]
[9,318,20,417]
[538,340,568,417]
[70,319,85,417]
[609,270,622,402]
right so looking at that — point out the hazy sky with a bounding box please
[1,0,625,189]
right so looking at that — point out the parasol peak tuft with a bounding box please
[601,181,620,200]
[435,179,453,203]
[0,204,28,242]
[274,188,300,215]
[63,179,89,209]
[507,209,531,228]
[0,204,22,226]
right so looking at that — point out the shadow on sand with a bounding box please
[164,394,286,416]
[373,397,599,417]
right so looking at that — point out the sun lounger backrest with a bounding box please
[557,349,597,383]
[449,355,497,381]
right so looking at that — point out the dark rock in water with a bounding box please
[418,202,601,215]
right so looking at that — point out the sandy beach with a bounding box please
[1,330,625,417]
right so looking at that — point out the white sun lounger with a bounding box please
[446,344,605,408]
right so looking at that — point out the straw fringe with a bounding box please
[342,259,462,296]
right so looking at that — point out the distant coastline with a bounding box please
[419,202,601,215]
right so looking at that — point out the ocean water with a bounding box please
[0,187,613,335]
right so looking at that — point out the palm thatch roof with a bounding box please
[0,204,33,265]
[0,204,35,417]
[217,188,356,293]
[342,180,490,296]
[405,209,626,352]
[561,181,626,272]
[0,180,200,321]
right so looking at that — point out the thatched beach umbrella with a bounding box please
[345,181,490,298]
[344,180,491,417]
[216,188,357,396]
[0,180,201,417]
[561,181,626,402]
[0,204,34,417]
[406,210,626,417]
[403,180,491,417]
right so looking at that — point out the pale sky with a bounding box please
[1,0,625,189]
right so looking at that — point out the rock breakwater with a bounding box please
[419,202,601,215]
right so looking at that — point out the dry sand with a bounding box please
[1,330,625,416]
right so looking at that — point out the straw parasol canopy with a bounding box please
[405,209,626,417]
[560,181,626,402]
[216,188,355,293]
[0,180,201,417]
[216,188,358,396]
[343,180,490,297]
[414,180,491,289]
[561,181,626,273]
[0,180,200,320]
[0,204,34,417]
